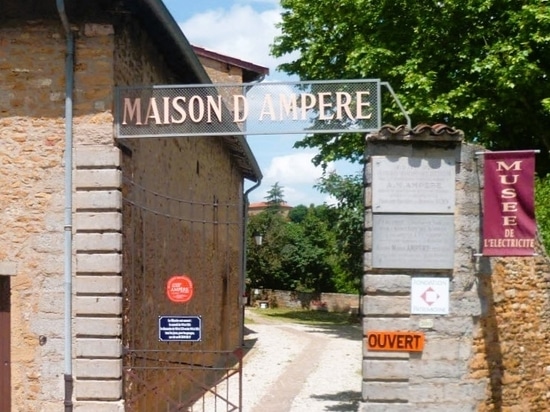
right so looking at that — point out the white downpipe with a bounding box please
[56,0,74,410]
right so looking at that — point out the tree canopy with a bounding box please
[272,0,550,173]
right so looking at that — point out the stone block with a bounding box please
[0,261,17,276]
[76,253,122,274]
[410,359,468,380]
[420,337,472,361]
[74,146,120,168]
[76,380,122,401]
[75,190,121,211]
[76,338,122,358]
[362,381,409,402]
[75,233,122,252]
[75,212,122,231]
[364,275,410,294]
[84,24,115,37]
[75,359,122,379]
[74,401,124,412]
[357,402,411,412]
[408,382,486,404]
[429,316,474,337]
[363,359,410,380]
[364,295,410,316]
[75,169,121,190]
[450,291,482,316]
[75,297,122,316]
[75,276,122,295]
[74,317,121,337]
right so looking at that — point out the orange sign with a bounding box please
[366,331,425,352]
[166,275,194,303]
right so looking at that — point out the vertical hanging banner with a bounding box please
[482,151,536,256]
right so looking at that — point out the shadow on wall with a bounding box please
[476,259,504,411]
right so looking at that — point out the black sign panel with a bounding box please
[158,315,202,342]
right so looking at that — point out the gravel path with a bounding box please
[242,308,363,412]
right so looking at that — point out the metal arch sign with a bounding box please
[114,80,408,138]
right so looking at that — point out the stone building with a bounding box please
[0,1,266,410]
[360,124,550,411]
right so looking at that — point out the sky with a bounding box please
[162,0,361,206]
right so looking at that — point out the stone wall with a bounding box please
[0,22,74,411]
[471,254,550,410]
[251,289,359,313]
[360,126,550,411]
[1,11,251,411]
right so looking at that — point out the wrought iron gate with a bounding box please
[121,166,244,411]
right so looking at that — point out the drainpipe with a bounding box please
[241,180,262,346]
[56,1,74,410]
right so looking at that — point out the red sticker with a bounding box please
[166,275,194,303]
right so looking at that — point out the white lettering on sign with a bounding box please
[122,91,373,126]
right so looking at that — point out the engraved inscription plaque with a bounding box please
[372,214,455,269]
[372,156,455,213]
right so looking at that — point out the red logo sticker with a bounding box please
[166,275,194,303]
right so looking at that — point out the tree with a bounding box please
[246,204,340,292]
[265,182,285,206]
[316,172,364,293]
[272,0,550,173]
[288,204,308,223]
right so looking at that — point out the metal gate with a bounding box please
[121,167,244,411]
[0,276,10,412]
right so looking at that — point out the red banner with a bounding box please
[482,151,536,256]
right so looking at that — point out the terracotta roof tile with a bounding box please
[370,124,464,142]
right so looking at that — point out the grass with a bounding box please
[247,307,358,326]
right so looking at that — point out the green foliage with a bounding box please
[316,172,364,293]
[265,182,285,205]
[272,0,550,173]
[535,174,550,254]
[246,203,342,293]
[288,204,308,223]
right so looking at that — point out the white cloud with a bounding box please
[265,152,323,184]
[254,152,335,205]
[180,5,285,74]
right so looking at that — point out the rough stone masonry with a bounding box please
[360,125,550,412]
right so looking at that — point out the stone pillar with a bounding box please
[360,125,486,411]
[73,146,124,412]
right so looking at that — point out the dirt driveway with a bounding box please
[242,308,363,412]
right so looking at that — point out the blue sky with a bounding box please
[162,0,360,205]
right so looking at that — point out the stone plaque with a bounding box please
[372,214,454,269]
[372,156,455,213]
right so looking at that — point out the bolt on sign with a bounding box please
[166,275,194,303]
[114,80,409,138]
[481,150,536,256]
[366,331,425,352]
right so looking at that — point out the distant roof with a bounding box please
[249,202,292,209]
[192,46,269,83]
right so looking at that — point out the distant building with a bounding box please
[248,201,293,216]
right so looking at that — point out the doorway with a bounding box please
[0,276,10,412]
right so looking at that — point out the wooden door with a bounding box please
[0,276,10,412]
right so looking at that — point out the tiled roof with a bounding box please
[192,46,269,82]
[370,124,464,141]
